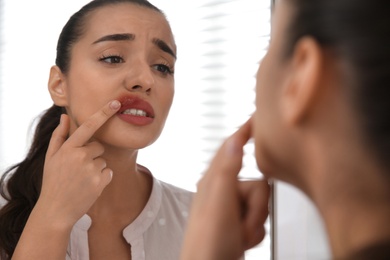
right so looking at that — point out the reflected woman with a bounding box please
[0,0,192,259]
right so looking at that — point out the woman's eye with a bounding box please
[154,64,174,75]
[99,55,124,64]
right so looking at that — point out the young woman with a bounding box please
[0,0,192,259]
[181,0,390,259]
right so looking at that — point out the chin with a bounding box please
[255,145,278,180]
[95,132,158,150]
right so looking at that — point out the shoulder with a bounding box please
[149,180,193,235]
[158,179,194,207]
[154,179,194,220]
[137,164,194,216]
[138,164,194,206]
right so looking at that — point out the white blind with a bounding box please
[193,0,269,179]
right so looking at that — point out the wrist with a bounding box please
[31,198,76,232]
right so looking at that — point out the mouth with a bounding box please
[116,95,155,126]
[120,108,152,118]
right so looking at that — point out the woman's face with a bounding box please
[253,1,297,181]
[55,3,176,150]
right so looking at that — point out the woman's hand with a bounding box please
[12,100,120,260]
[38,100,121,227]
[181,119,270,260]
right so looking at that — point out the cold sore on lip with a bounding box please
[116,96,155,126]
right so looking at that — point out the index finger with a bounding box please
[205,118,253,179]
[67,100,121,147]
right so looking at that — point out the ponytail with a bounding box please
[0,105,64,259]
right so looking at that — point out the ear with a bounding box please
[281,37,323,125]
[48,65,68,106]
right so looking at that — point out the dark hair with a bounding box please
[0,0,163,258]
[285,0,390,173]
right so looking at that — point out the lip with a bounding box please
[116,95,155,126]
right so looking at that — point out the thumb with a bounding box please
[46,114,70,159]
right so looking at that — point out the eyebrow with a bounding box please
[92,33,135,44]
[92,33,176,59]
[152,38,177,59]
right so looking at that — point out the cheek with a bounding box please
[253,55,283,176]
[158,83,175,116]
[255,56,272,127]
[65,83,111,129]
[253,105,278,177]
[253,62,269,173]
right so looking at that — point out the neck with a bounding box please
[303,138,390,259]
[87,146,153,221]
[324,193,390,259]
[285,76,390,258]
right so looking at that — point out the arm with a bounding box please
[12,100,120,260]
[181,119,270,260]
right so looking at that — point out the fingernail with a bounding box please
[110,100,121,110]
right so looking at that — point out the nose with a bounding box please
[130,84,151,94]
[124,63,154,94]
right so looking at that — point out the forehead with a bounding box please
[82,3,175,47]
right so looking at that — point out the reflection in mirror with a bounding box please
[0,0,271,259]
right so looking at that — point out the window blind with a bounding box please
[192,0,270,179]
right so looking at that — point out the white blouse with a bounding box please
[66,176,193,260]
[0,174,193,260]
